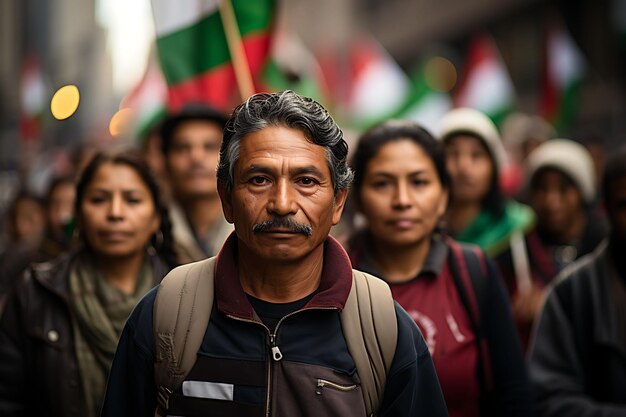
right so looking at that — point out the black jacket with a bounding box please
[529,240,626,416]
[101,235,449,417]
[0,250,168,417]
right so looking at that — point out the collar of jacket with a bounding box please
[214,232,353,320]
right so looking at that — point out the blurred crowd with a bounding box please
[1,96,625,417]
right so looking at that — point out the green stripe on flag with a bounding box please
[157,0,274,85]
[554,81,581,132]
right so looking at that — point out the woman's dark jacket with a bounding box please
[0,251,168,417]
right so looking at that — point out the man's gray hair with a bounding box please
[217,90,354,194]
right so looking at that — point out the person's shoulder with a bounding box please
[393,302,428,362]
[553,241,606,289]
[129,285,159,325]
[545,241,607,315]
[123,285,159,355]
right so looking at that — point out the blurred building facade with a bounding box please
[0,0,113,171]
[287,0,626,146]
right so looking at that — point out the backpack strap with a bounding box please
[447,240,494,393]
[341,269,398,417]
[152,260,397,417]
[153,256,216,416]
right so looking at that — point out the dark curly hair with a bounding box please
[217,90,353,195]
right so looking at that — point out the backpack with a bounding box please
[152,256,398,417]
[446,239,495,412]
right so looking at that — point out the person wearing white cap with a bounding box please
[438,108,534,257]
[495,139,607,350]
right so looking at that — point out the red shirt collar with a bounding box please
[214,232,353,319]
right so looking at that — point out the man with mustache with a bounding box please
[102,91,448,417]
[160,103,233,263]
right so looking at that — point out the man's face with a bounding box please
[219,125,348,262]
[166,120,223,200]
[607,175,626,241]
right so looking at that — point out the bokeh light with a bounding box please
[108,108,135,137]
[50,85,81,120]
[424,57,457,93]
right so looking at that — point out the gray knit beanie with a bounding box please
[438,107,507,172]
[526,138,596,203]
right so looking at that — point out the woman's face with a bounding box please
[358,139,448,248]
[79,162,160,259]
[444,134,494,205]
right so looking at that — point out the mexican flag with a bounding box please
[454,34,515,125]
[540,22,586,132]
[151,0,275,112]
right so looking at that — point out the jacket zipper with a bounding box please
[227,306,337,417]
[315,379,358,394]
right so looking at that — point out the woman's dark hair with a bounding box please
[351,120,451,199]
[75,151,178,269]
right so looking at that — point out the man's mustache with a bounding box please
[253,217,313,236]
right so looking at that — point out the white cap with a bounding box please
[438,107,507,171]
[526,139,596,203]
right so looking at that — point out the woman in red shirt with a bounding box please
[346,120,532,417]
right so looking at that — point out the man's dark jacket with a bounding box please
[101,235,449,417]
[529,240,626,416]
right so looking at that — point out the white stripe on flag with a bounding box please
[456,60,514,113]
[151,0,219,37]
[182,380,234,401]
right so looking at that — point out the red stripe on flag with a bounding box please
[454,34,493,107]
[540,28,558,121]
[167,33,271,111]
[168,65,236,111]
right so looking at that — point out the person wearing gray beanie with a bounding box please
[495,138,607,351]
[528,146,626,416]
[437,108,535,257]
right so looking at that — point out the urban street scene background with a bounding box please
[1,1,626,415]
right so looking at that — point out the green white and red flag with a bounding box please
[151,0,275,112]
[120,51,168,139]
[454,34,516,125]
[346,37,410,129]
[540,22,586,132]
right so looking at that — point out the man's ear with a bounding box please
[217,181,234,224]
[332,189,349,225]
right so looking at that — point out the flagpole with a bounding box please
[218,0,256,101]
